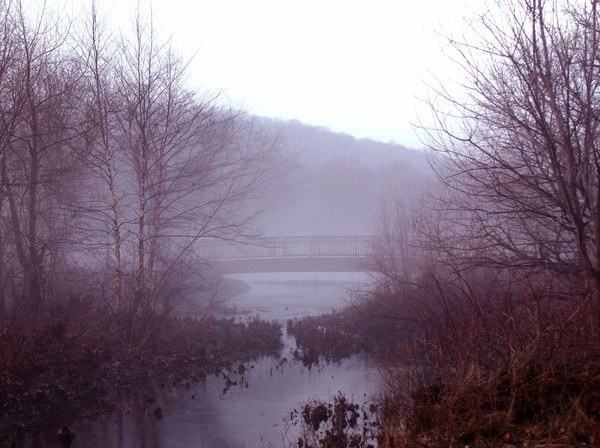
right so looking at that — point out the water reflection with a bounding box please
[224,271,371,323]
[74,355,379,448]
[72,272,379,448]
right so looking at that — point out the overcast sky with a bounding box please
[56,0,483,148]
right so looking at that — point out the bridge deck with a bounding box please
[213,256,370,274]
[198,235,378,261]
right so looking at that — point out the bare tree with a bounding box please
[0,1,281,327]
[77,1,125,314]
[424,0,600,317]
[0,1,83,314]
[75,5,282,343]
[370,176,434,283]
[0,0,20,317]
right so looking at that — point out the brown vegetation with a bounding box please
[291,268,600,446]
[362,0,600,445]
[372,268,600,447]
[0,1,285,441]
[286,297,408,369]
[289,393,380,448]
[287,315,366,367]
[292,0,600,442]
[0,312,282,445]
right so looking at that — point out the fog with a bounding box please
[251,117,433,236]
[3,0,597,445]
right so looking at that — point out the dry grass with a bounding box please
[370,267,600,447]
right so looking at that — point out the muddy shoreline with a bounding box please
[0,314,282,447]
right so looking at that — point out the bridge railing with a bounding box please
[197,235,380,260]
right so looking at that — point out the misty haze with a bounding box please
[2,0,600,447]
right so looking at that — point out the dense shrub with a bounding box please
[370,267,600,446]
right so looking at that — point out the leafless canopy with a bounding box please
[424,0,600,306]
[0,0,283,331]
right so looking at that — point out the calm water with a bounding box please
[72,272,381,448]
[226,271,371,322]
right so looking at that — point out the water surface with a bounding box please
[73,272,380,448]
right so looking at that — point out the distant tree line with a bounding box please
[253,117,432,236]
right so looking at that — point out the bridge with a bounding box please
[198,235,380,273]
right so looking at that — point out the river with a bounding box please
[71,272,381,448]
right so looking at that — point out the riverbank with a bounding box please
[285,285,600,448]
[0,313,282,447]
[9,268,596,448]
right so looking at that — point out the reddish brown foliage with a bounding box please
[0,314,282,444]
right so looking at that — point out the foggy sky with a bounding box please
[50,0,485,148]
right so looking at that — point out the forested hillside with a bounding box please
[254,118,433,236]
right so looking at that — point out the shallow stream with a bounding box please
[72,272,381,448]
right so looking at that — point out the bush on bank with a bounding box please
[291,266,600,447]
[0,311,282,444]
